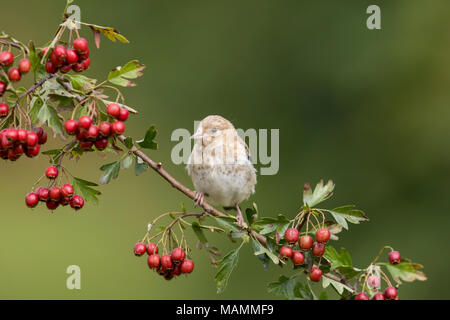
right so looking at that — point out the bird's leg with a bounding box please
[235,203,244,227]
[194,192,205,208]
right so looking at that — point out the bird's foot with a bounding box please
[194,192,205,208]
[235,203,245,228]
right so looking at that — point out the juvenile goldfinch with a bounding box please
[187,115,256,225]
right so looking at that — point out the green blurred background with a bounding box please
[1,0,449,299]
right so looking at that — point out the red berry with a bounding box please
[40,47,49,57]
[73,38,88,53]
[72,62,84,72]
[45,166,59,179]
[8,67,21,82]
[79,48,90,60]
[18,59,31,74]
[70,195,84,210]
[180,259,194,274]
[61,184,74,197]
[5,128,18,141]
[111,121,125,134]
[49,186,61,201]
[372,292,385,300]
[98,121,112,137]
[45,61,58,74]
[279,245,293,259]
[384,286,398,300]
[161,254,174,270]
[315,228,331,243]
[118,108,129,121]
[171,265,182,276]
[0,51,14,66]
[171,248,186,262]
[12,144,24,155]
[25,193,39,208]
[65,49,79,65]
[388,251,401,265]
[312,242,325,257]
[59,196,71,206]
[0,102,9,117]
[82,58,90,70]
[94,138,108,151]
[284,228,299,243]
[147,243,159,255]
[133,243,147,256]
[80,141,93,150]
[309,266,322,282]
[355,293,369,300]
[106,103,121,118]
[291,251,305,265]
[37,187,50,202]
[87,125,99,140]
[38,131,47,145]
[147,254,161,269]
[0,81,6,96]
[46,200,59,211]
[26,132,39,147]
[17,129,27,143]
[60,64,72,73]
[78,116,92,130]
[25,144,40,157]
[53,45,67,61]
[65,120,78,135]
[299,235,313,250]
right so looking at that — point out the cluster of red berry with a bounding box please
[0,50,31,82]
[355,251,401,300]
[134,243,195,280]
[0,127,47,161]
[64,103,128,151]
[279,227,331,282]
[25,166,84,211]
[43,38,90,74]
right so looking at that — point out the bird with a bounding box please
[187,115,256,226]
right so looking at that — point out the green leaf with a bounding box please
[215,245,242,294]
[324,205,369,230]
[134,157,148,176]
[123,137,134,149]
[192,222,208,245]
[268,276,300,300]
[107,60,145,87]
[251,237,281,266]
[319,291,329,300]
[324,246,352,269]
[303,179,334,207]
[84,23,130,44]
[137,126,158,150]
[36,103,63,135]
[252,214,290,236]
[322,276,353,295]
[245,202,258,225]
[122,155,134,169]
[65,74,97,91]
[384,262,427,284]
[99,161,121,184]
[72,177,101,205]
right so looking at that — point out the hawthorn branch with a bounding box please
[16,74,55,107]
[0,39,22,50]
[54,74,354,292]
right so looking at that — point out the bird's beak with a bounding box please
[190,133,203,140]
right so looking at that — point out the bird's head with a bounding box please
[191,115,235,145]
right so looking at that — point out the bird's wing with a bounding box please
[237,135,252,162]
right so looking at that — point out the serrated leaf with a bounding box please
[324,246,352,269]
[384,262,427,284]
[122,155,133,169]
[84,23,130,44]
[325,205,369,230]
[192,222,208,245]
[65,74,97,91]
[137,126,158,150]
[108,60,145,87]
[268,276,299,300]
[251,237,281,266]
[36,103,63,135]
[303,179,334,207]
[123,137,134,149]
[245,203,258,225]
[252,214,290,236]
[72,177,101,205]
[321,276,353,294]
[214,216,240,233]
[99,161,121,184]
[134,157,148,176]
[215,246,242,294]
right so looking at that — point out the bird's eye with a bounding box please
[210,128,217,133]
